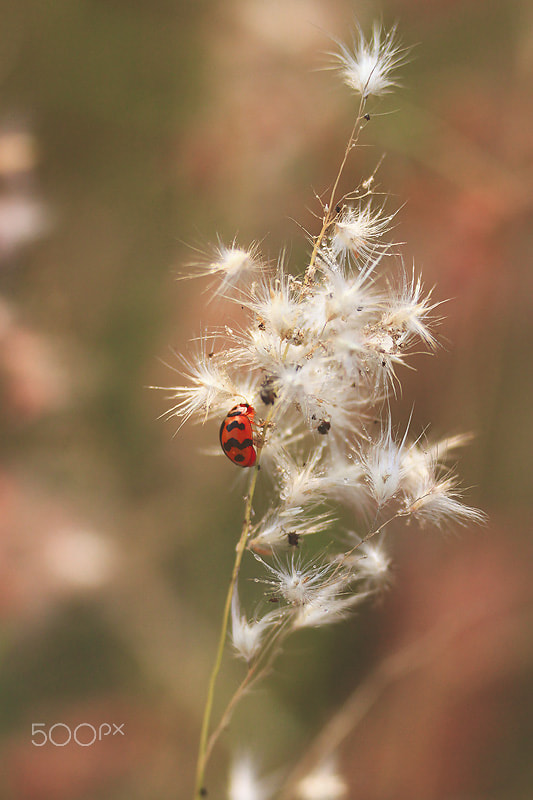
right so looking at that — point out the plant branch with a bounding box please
[304,96,367,284]
[277,610,482,800]
[193,407,274,799]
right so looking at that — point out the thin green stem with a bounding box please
[194,93,370,797]
[204,616,291,767]
[193,408,274,799]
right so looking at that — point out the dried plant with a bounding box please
[158,21,485,800]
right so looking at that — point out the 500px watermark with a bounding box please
[31,722,125,746]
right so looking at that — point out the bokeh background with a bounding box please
[0,0,532,797]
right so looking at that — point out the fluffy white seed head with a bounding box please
[277,447,330,508]
[317,447,370,512]
[228,755,272,800]
[361,416,409,506]
[403,473,487,528]
[331,202,397,262]
[381,269,440,350]
[333,23,407,98]
[249,507,334,552]
[254,553,370,629]
[256,553,341,608]
[293,586,370,630]
[159,338,262,430]
[159,344,234,429]
[242,267,302,340]
[356,538,391,582]
[231,591,278,663]
[188,239,263,299]
[400,433,475,499]
[297,758,347,800]
[314,255,382,329]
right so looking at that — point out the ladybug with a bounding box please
[219,404,257,467]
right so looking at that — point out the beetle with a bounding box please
[219,404,257,467]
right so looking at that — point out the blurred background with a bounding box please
[0,0,532,797]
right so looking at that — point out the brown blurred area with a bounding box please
[0,0,531,798]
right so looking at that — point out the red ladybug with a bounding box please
[219,404,257,467]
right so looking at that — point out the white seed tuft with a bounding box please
[332,23,409,98]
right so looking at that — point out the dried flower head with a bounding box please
[231,590,278,663]
[332,23,408,98]
[187,239,264,299]
[403,471,487,528]
[228,755,273,800]
[160,20,486,799]
[297,758,347,800]
[331,201,397,262]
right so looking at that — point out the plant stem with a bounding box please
[277,610,480,800]
[304,96,366,284]
[204,616,291,767]
[193,409,273,799]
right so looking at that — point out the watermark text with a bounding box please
[32,722,125,746]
